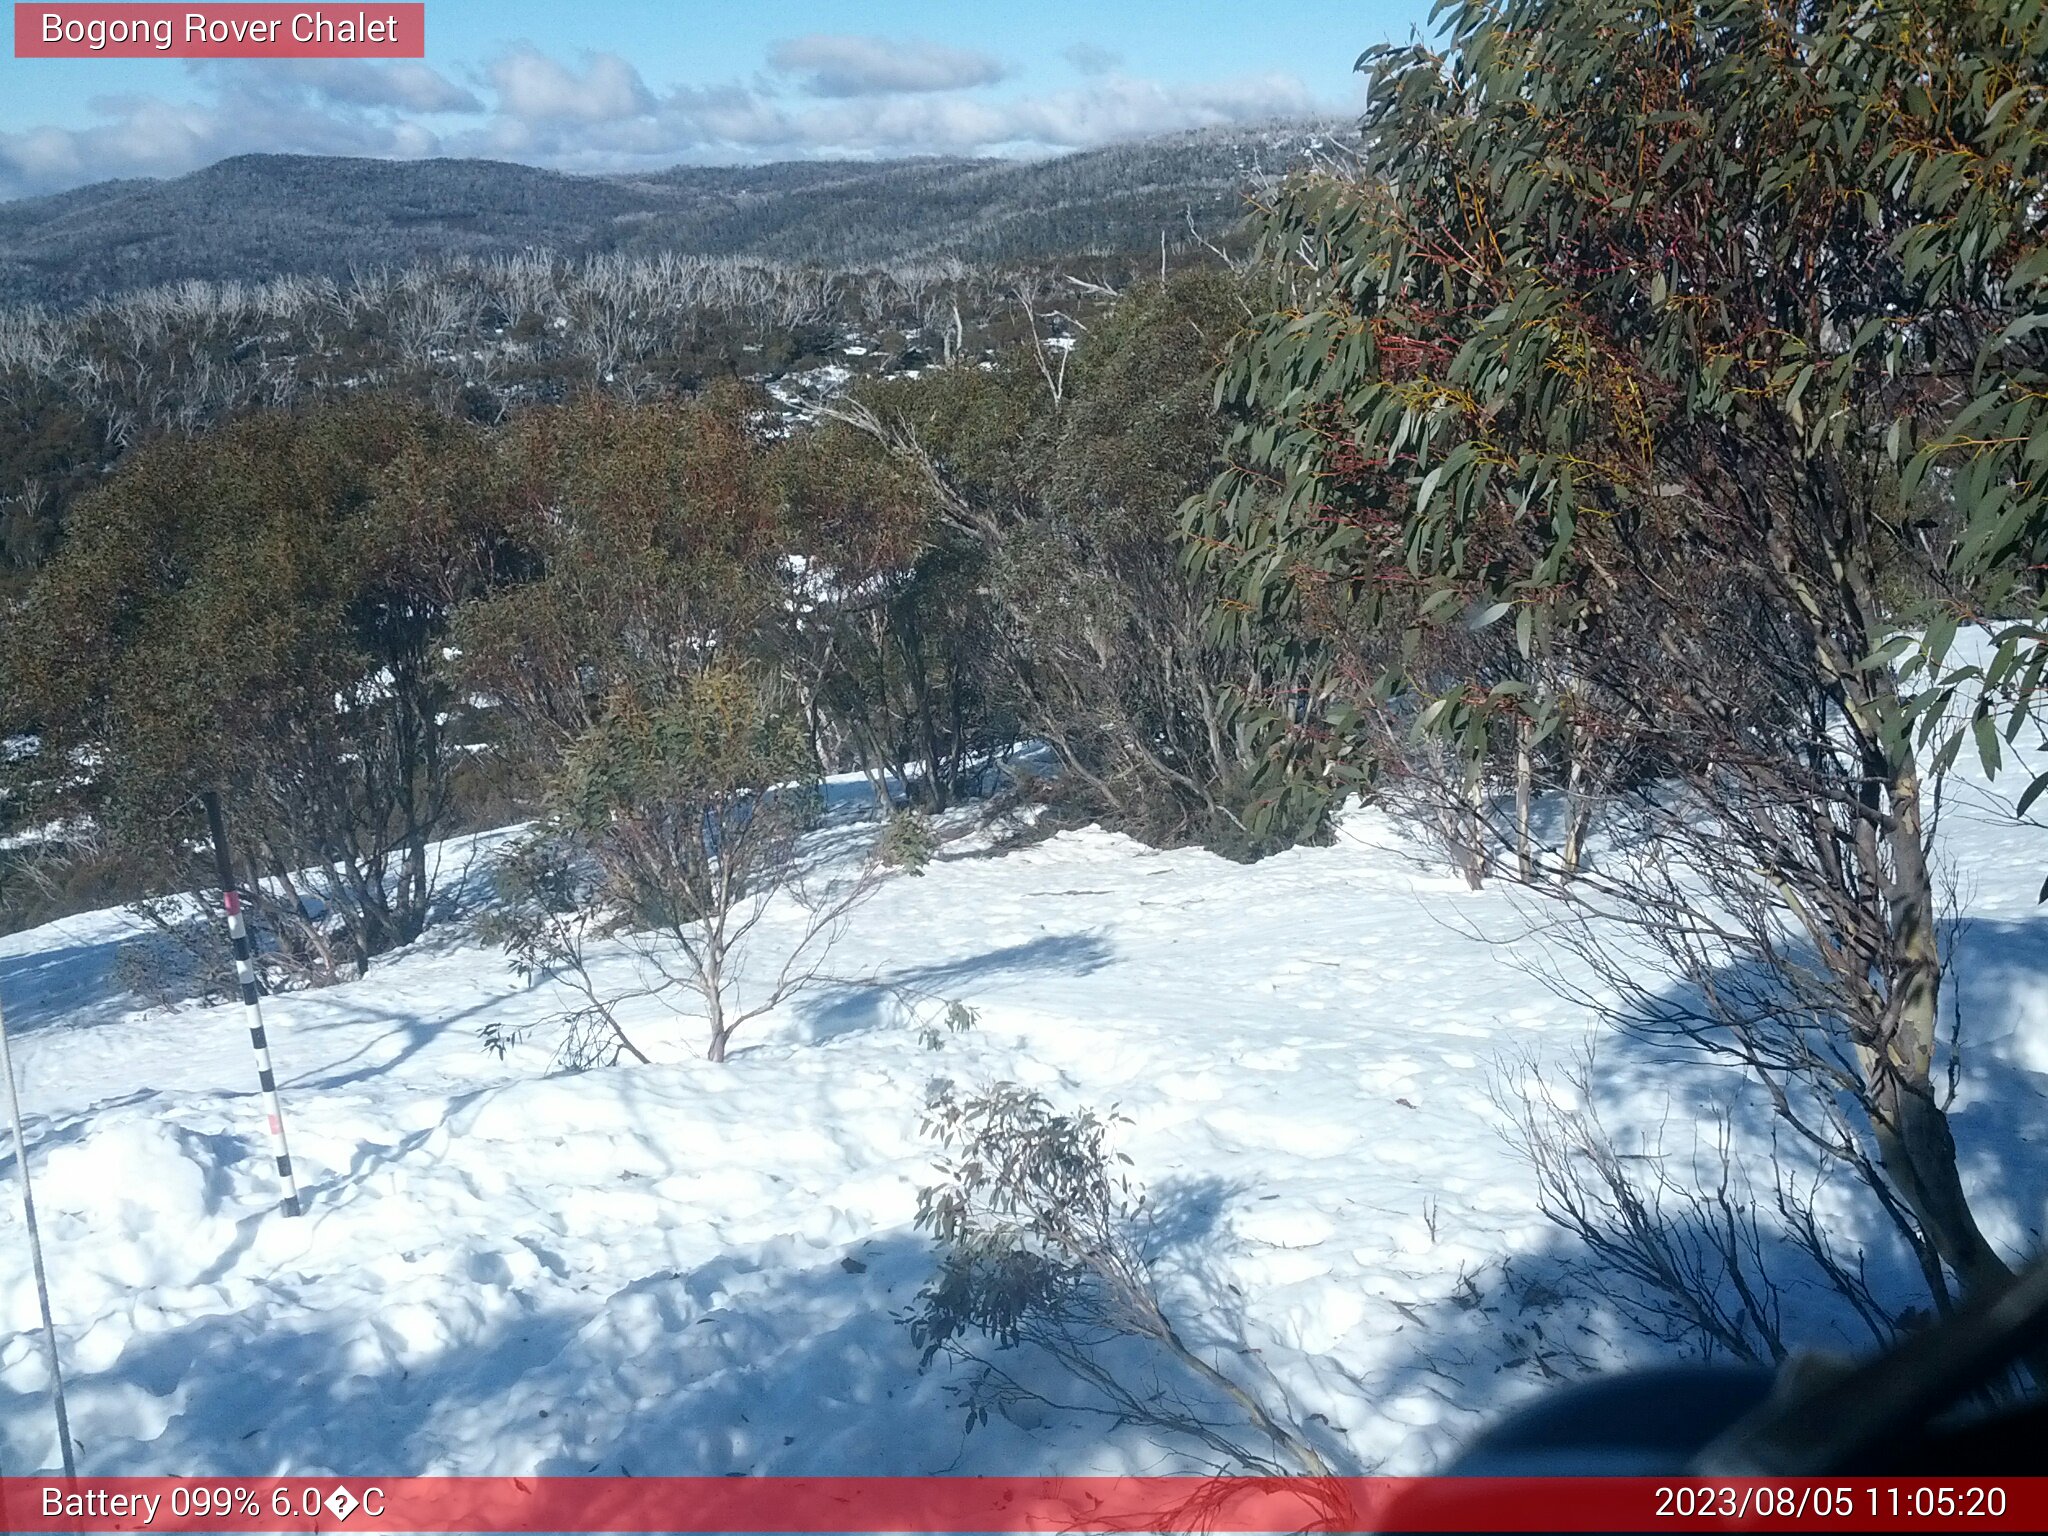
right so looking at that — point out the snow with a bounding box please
[0,817,92,853]
[2,750,2045,1477]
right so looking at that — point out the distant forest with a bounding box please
[0,125,1338,308]
[0,125,1340,593]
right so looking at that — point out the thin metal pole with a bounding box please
[0,982,76,1476]
[200,791,303,1218]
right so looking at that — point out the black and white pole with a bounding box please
[0,979,76,1475]
[201,791,303,1218]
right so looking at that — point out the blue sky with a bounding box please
[0,1,1435,200]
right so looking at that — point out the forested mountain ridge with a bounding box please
[0,125,1338,307]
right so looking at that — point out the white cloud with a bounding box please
[262,60,482,114]
[635,71,1321,158]
[0,86,447,199]
[768,34,1007,97]
[488,46,651,124]
[0,39,1331,200]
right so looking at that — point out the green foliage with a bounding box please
[466,438,861,1068]
[4,396,518,969]
[531,659,851,1063]
[475,834,602,985]
[775,415,1005,814]
[916,999,977,1051]
[825,271,1329,853]
[907,1077,1335,1471]
[553,666,817,840]
[2,258,1339,947]
[1049,269,1250,539]
[0,381,104,580]
[473,833,647,1070]
[455,386,791,778]
[1192,0,2040,1295]
[1193,0,2048,815]
[14,397,504,803]
[910,1080,1139,1370]
[878,809,941,873]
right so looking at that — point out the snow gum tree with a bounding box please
[454,386,790,776]
[4,398,518,978]
[457,388,876,1062]
[819,271,1329,854]
[1192,0,2048,1306]
[545,662,867,1064]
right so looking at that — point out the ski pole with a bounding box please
[201,791,303,1217]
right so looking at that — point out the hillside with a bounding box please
[0,126,1338,307]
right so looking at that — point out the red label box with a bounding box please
[1,1476,2044,1533]
[14,4,425,58]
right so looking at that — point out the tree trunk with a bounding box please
[1870,745,2012,1296]
[1774,509,2010,1301]
[903,629,949,812]
[1423,742,1491,890]
[1457,765,1487,891]
[702,946,730,1063]
[1561,729,1593,880]
[1515,714,1535,883]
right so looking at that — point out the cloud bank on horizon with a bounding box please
[0,27,1349,201]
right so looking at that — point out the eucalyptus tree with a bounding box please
[6,399,518,978]
[1193,0,2048,1306]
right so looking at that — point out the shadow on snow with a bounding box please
[2,910,2040,1479]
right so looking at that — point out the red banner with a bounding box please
[13,5,424,58]
[0,1476,2042,1532]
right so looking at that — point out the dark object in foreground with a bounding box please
[1444,1255,2048,1476]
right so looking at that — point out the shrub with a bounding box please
[5,397,520,977]
[910,1080,1337,1473]
[877,809,940,873]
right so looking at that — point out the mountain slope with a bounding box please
[0,126,1336,306]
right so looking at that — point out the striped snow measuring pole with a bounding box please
[201,791,303,1218]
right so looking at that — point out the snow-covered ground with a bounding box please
[2,755,2045,1477]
